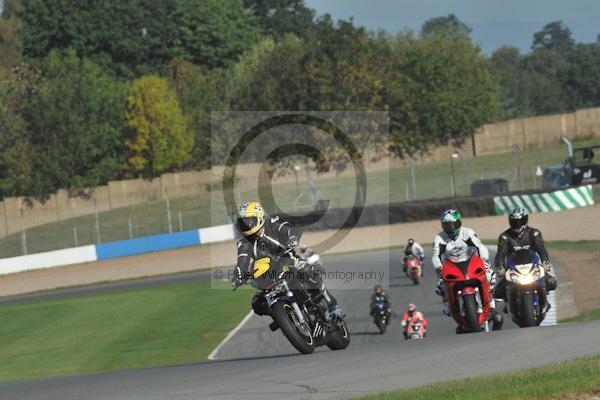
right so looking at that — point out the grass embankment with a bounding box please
[0,138,596,258]
[356,355,600,400]
[0,280,253,382]
[561,308,600,322]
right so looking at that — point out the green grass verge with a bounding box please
[545,240,600,253]
[0,280,253,382]
[561,308,600,323]
[356,355,600,400]
[1,138,597,258]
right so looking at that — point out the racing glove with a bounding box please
[287,235,299,249]
[231,271,245,288]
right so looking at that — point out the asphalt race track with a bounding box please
[1,248,599,400]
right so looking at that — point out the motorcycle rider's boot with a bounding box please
[435,285,445,297]
[269,321,279,332]
[546,275,557,291]
[442,299,450,316]
[491,309,504,330]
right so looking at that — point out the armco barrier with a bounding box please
[494,185,594,215]
[95,230,201,260]
[0,245,97,275]
[0,225,232,275]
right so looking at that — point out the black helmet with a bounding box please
[509,207,528,233]
[407,238,414,246]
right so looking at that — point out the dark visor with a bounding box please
[237,216,257,231]
[442,221,457,233]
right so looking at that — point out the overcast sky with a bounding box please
[305,0,600,54]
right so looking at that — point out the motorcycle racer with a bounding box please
[231,201,345,323]
[432,209,496,315]
[401,303,427,339]
[494,207,558,305]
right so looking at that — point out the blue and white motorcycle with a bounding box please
[505,249,549,327]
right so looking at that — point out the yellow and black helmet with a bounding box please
[236,201,265,236]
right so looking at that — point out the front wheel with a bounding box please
[462,294,480,333]
[272,302,315,354]
[518,292,536,328]
[327,321,351,350]
[411,270,420,285]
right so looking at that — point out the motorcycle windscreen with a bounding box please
[507,249,540,268]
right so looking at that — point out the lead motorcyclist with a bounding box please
[231,201,345,327]
[403,238,425,274]
[401,303,427,339]
[432,209,497,316]
[370,284,392,317]
[494,207,558,308]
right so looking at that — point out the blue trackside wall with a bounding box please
[95,230,201,261]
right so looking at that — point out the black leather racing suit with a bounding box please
[370,292,391,316]
[233,216,337,316]
[494,226,557,299]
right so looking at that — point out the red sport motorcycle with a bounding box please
[403,255,422,285]
[441,248,491,334]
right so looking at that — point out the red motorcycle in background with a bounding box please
[403,255,422,285]
[441,248,491,334]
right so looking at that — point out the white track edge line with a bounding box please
[207,310,254,360]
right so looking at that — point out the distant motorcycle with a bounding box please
[372,299,391,334]
[505,249,549,327]
[235,247,350,354]
[441,248,492,334]
[403,255,423,285]
[404,318,426,339]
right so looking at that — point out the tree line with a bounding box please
[0,0,599,200]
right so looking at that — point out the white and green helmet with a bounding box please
[441,209,462,238]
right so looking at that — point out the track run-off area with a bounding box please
[1,248,598,400]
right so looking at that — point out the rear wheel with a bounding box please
[462,294,480,333]
[272,302,315,354]
[327,321,351,350]
[518,292,536,328]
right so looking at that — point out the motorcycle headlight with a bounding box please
[507,271,519,283]
[517,274,535,285]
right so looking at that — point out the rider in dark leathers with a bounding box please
[231,201,344,321]
[494,207,558,302]
[369,285,391,316]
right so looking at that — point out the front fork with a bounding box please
[457,288,483,315]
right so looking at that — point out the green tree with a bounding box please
[229,35,309,111]
[19,0,259,77]
[19,50,128,198]
[173,0,260,69]
[421,14,472,39]
[244,0,315,39]
[0,0,23,78]
[0,64,35,198]
[383,33,500,155]
[532,21,575,55]
[125,75,193,177]
[168,58,227,170]
[565,43,600,109]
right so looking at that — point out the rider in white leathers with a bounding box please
[432,209,496,315]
